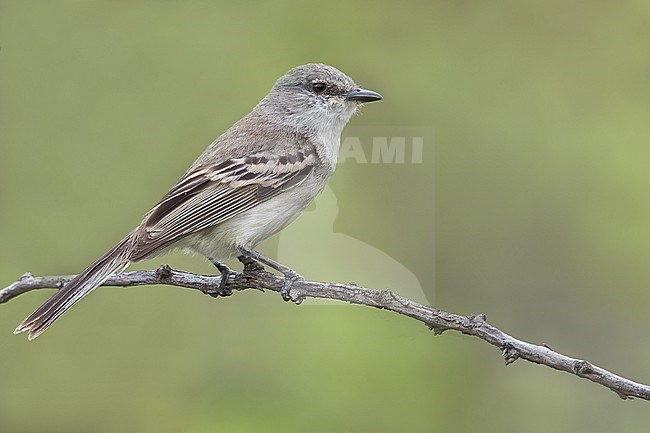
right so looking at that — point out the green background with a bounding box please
[1,1,649,432]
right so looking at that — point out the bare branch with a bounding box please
[2,259,649,401]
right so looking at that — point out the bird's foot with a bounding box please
[279,268,304,302]
[238,248,304,303]
[209,259,236,297]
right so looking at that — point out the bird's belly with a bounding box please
[178,176,326,260]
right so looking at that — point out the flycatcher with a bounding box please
[15,63,382,340]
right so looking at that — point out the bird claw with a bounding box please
[280,273,304,302]
[237,248,304,303]
[210,259,235,297]
[217,276,234,297]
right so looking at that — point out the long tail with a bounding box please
[15,235,134,340]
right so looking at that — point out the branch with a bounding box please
[2,259,649,401]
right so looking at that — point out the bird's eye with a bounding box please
[312,81,327,94]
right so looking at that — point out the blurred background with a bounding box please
[1,1,649,432]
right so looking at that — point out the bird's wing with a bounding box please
[130,149,318,260]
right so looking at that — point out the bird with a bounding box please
[15,63,382,340]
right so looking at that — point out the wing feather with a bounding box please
[131,150,317,260]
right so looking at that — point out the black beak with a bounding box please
[344,88,383,103]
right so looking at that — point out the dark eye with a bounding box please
[312,81,327,94]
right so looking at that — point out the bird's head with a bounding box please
[261,63,382,137]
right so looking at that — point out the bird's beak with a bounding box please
[344,88,383,103]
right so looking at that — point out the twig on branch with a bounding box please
[2,258,649,401]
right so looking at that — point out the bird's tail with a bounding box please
[15,235,134,340]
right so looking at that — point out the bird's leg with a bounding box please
[239,248,303,302]
[208,258,235,296]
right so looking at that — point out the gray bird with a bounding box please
[15,63,382,340]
